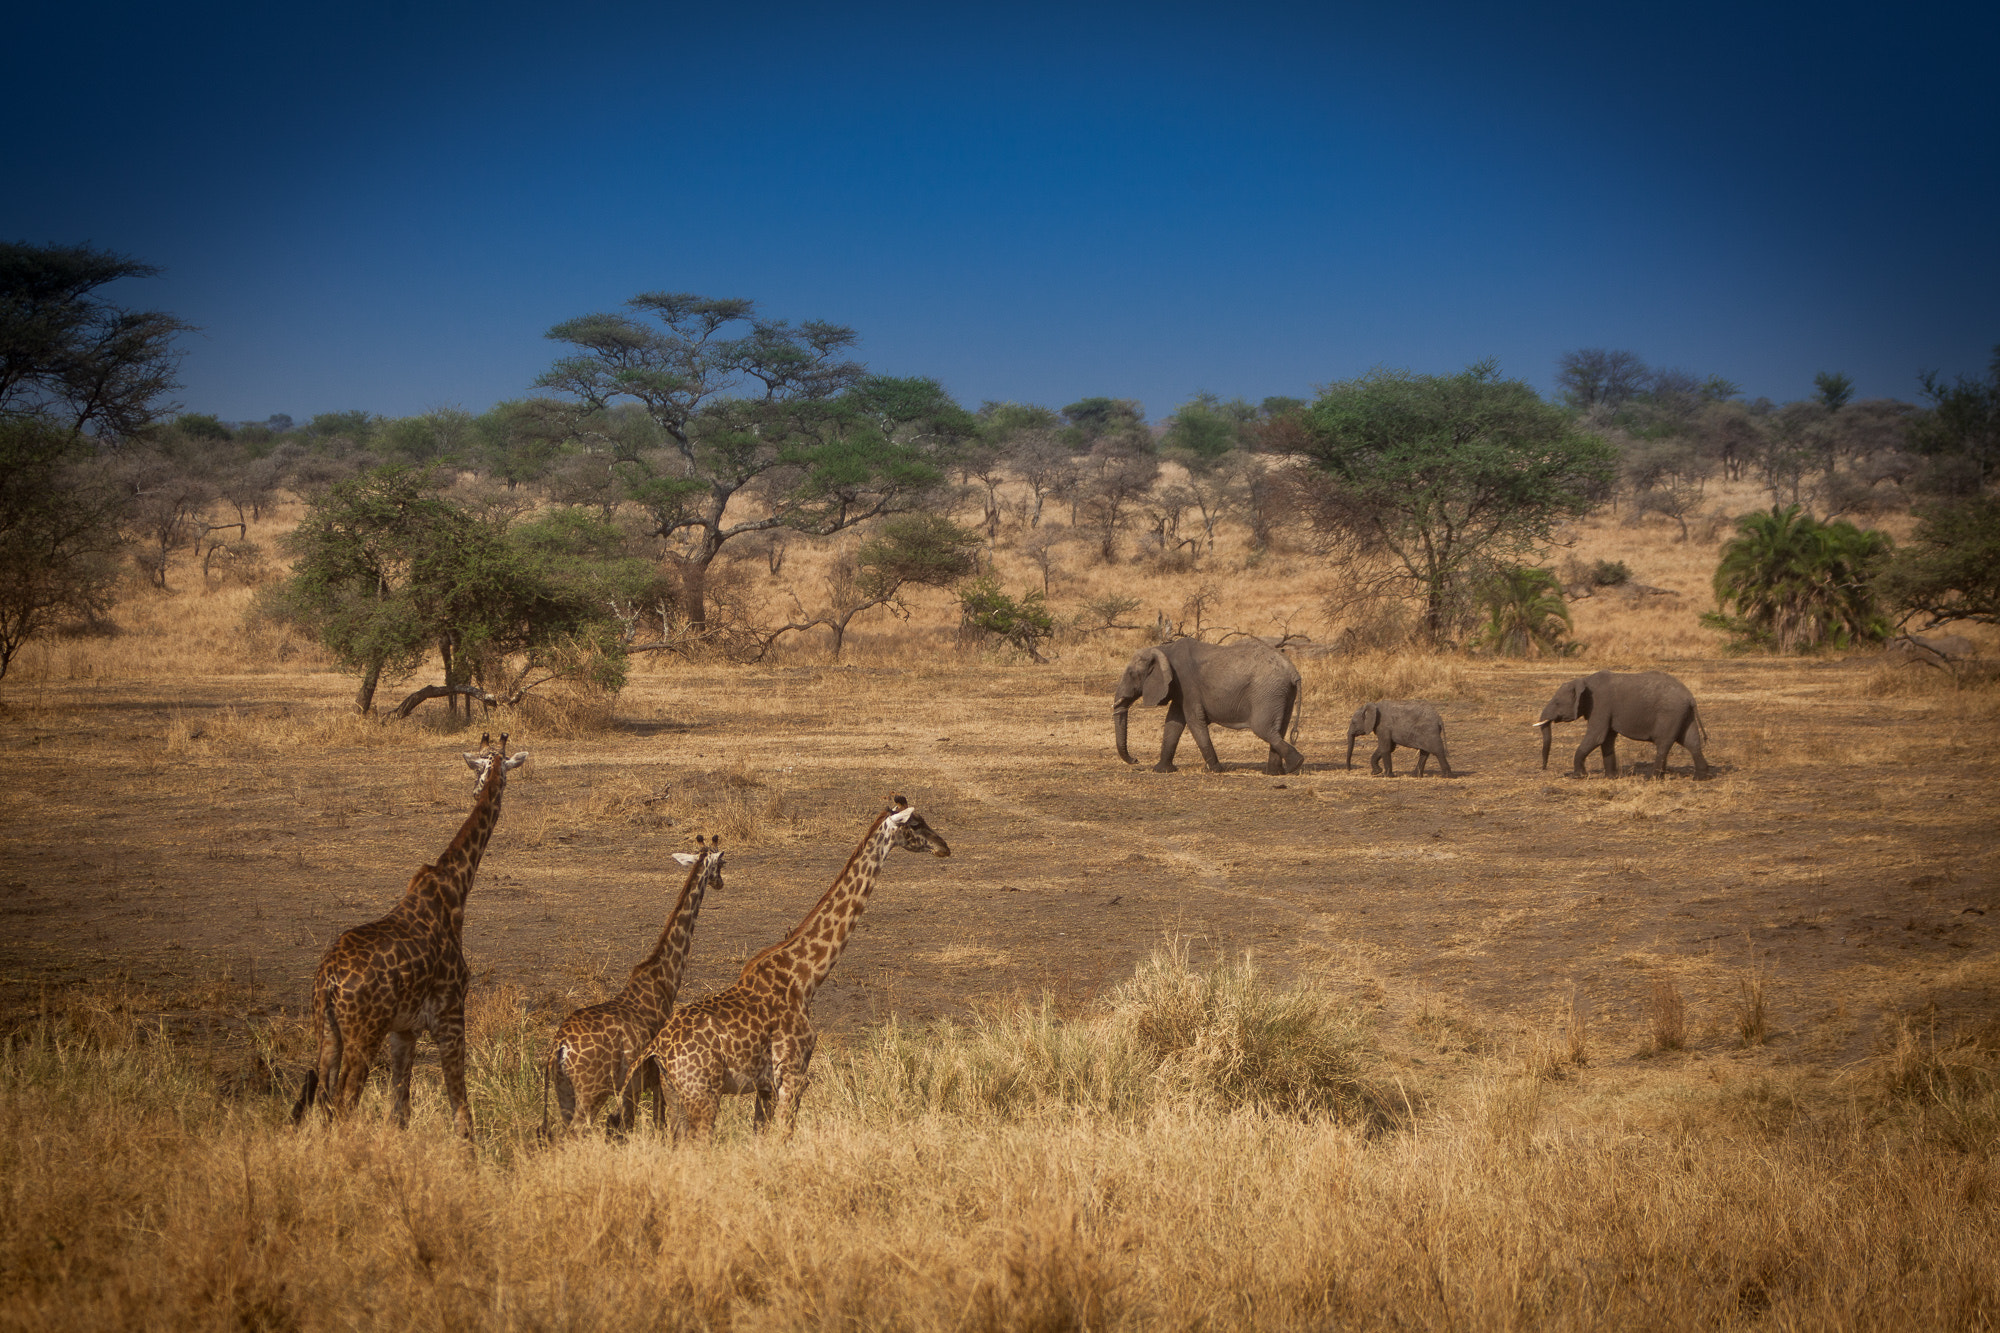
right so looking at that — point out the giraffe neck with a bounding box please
[413,760,510,928]
[757,809,896,1003]
[621,857,716,1021]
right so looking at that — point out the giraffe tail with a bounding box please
[290,987,338,1125]
[538,1044,558,1144]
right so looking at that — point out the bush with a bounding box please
[957,577,1057,661]
[1704,505,1892,654]
[1475,566,1579,658]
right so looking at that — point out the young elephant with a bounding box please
[1112,638,1304,774]
[1346,700,1452,777]
[1536,669,1709,779]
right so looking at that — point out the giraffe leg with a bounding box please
[436,1012,473,1140]
[387,1030,417,1128]
[333,1017,382,1118]
[643,1058,668,1132]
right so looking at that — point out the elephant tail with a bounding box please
[1288,690,1303,745]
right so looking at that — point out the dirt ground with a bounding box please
[2,656,1995,1080]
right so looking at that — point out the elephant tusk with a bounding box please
[1529,722,1549,730]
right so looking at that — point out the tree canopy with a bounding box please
[536,293,970,628]
[270,468,651,713]
[1878,495,2000,628]
[1298,363,1617,642]
[0,241,191,437]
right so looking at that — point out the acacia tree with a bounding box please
[0,420,125,680]
[0,242,191,437]
[272,468,649,713]
[536,294,970,629]
[1299,363,1617,643]
[1879,495,2000,628]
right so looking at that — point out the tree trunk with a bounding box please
[355,659,383,714]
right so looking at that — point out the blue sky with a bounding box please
[8,1,1996,424]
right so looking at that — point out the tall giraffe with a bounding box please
[539,834,725,1138]
[642,796,950,1140]
[290,733,528,1139]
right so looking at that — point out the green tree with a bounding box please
[820,513,983,658]
[1878,496,2000,628]
[0,241,191,437]
[1160,393,1248,471]
[956,576,1056,662]
[1475,565,1577,657]
[1060,397,1147,447]
[1554,348,1649,413]
[1299,362,1617,643]
[1909,345,1999,490]
[1814,371,1855,413]
[1704,504,1892,653]
[271,469,647,713]
[0,420,125,680]
[536,294,969,630]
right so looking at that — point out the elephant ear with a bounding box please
[1575,683,1594,719]
[1141,649,1174,706]
[1360,703,1380,733]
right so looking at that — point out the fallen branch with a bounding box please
[384,683,499,721]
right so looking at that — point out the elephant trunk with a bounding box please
[1538,721,1552,769]
[1346,731,1358,770]
[1114,702,1136,764]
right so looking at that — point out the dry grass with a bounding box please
[3,476,1999,1329]
[1647,975,1688,1052]
[5,970,1999,1332]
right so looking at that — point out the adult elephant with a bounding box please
[1536,669,1710,779]
[1113,639,1304,774]
[1347,701,1452,777]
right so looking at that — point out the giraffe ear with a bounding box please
[502,751,529,771]
[462,753,484,772]
[671,852,700,866]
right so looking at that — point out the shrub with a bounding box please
[1703,504,1892,653]
[1474,566,1579,658]
[957,577,1056,661]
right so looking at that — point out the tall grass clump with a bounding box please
[830,940,1390,1125]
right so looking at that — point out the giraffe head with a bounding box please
[670,833,727,889]
[884,795,951,858]
[462,732,530,786]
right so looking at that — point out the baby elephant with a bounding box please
[1346,701,1453,777]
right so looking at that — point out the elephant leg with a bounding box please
[1436,749,1454,779]
[1415,749,1429,776]
[1155,701,1186,773]
[1574,720,1610,777]
[1185,712,1225,772]
[1601,733,1620,778]
[1374,738,1395,776]
[1653,736,1674,779]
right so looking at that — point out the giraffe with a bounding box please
[539,834,725,1138]
[640,795,950,1140]
[290,733,528,1139]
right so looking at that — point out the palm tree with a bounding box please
[1706,505,1891,652]
[1476,566,1577,657]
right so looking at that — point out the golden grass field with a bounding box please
[1,472,1996,1330]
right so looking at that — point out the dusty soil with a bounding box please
[2,658,1995,1078]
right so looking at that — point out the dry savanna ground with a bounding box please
[1,474,1996,1330]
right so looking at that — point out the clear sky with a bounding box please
[8,1,1996,424]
